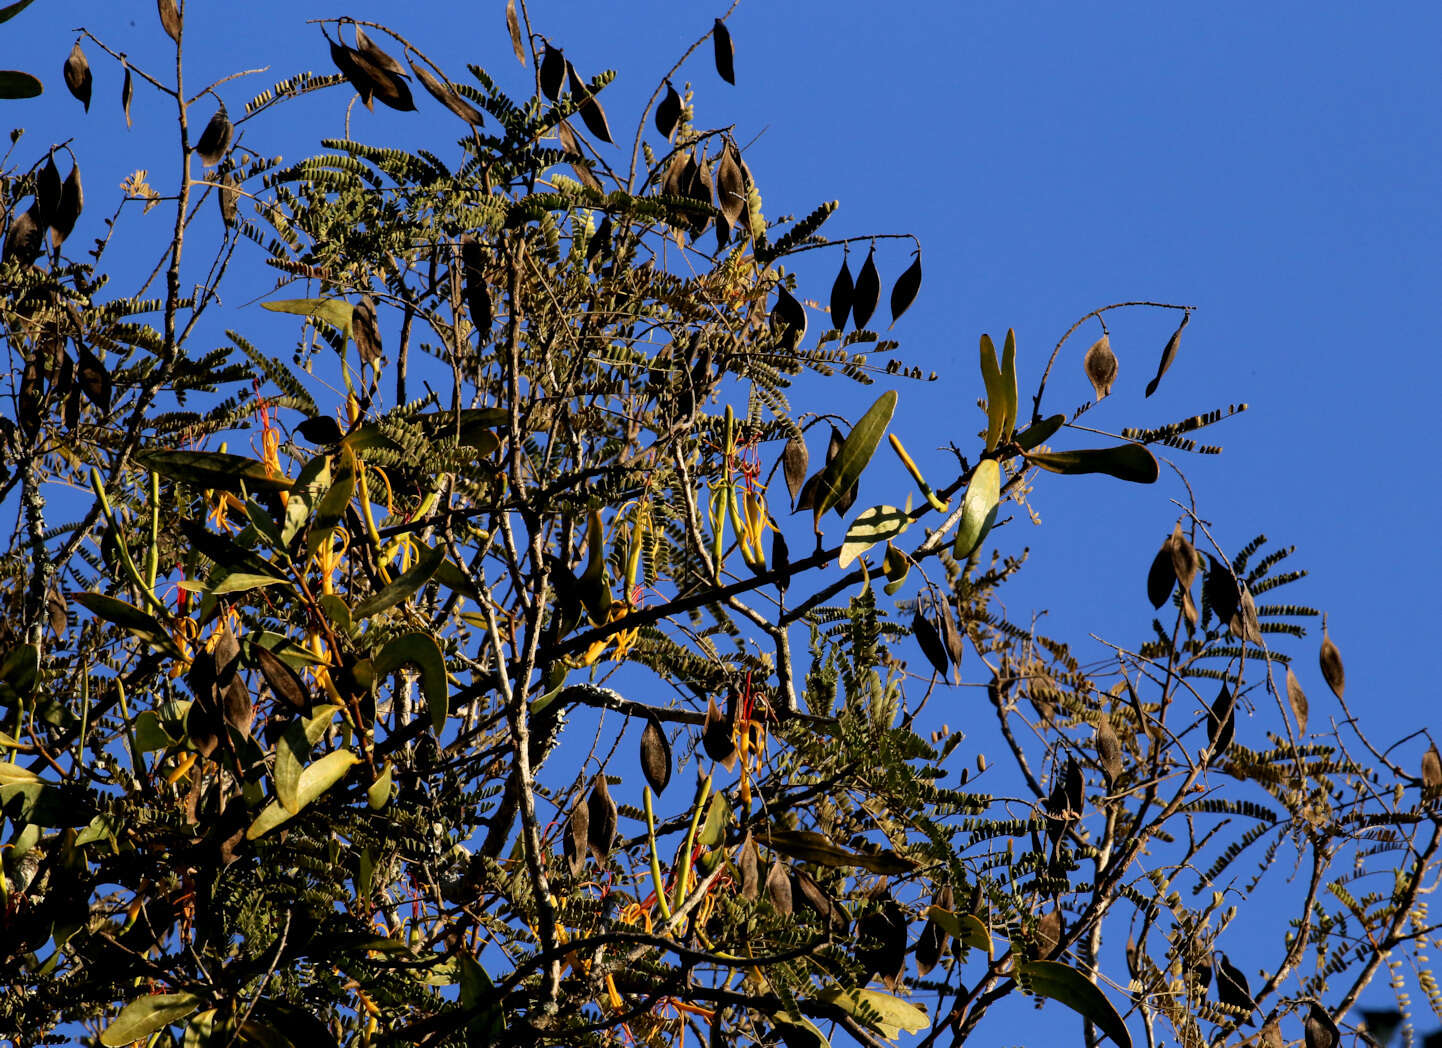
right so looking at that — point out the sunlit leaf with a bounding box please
[1018,960,1132,1048]
[100,993,204,1046]
[374,631,448,732]
[953,458,1000,560]
[839,504,909,568]
[1024,443,1158,484]
[812,390,897,522]
[246,749,360,839]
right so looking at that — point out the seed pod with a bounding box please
[1034,907,1063,960]
[564,795,589,875]
[715,142,746,235]
[75,345,110,412]
[1146,541,1176,610]
[1203,554,1240,627]
[63,41,91,111]
[912,599,950,678]
[769,285,806,352]
[889,252,922,326]
[685,149,713,236]
[330,39,375,110]
[585,215,612,267]
[852,245,880,329]
[1304,1003,1339,1048]
[46,587,67,638]
[793,868,847,934]
[4,206,42,264]
[409,60,484,125]
[254,644,310,712]
[567,60,614,144]
[1319,619,1345,699]
[764,859,793,914]
[713,18,735,84]
[655,80,681,140]
[1168,522,1197,590]
[701,694,737,771]
[36,152,61,229]
[195,103,233,166]
[158,0,182,43]
[1423,742,1442,793]
[1097,711,1123,788]
[539,43,565,101]
[830,253,854,332]
[1261,1021,1284,1048]
[218,167,239,227]
[939,595,965,677]
[1215,953,1254,1022]
[459,236,492,337]
[639,714,671,796]
[781,433,808,506]
[586,773,618,863]
[353,294,381,368]
[1285,667,1308,735]
[121,62,133,127]
[1083,333,1118,400]
[50,163,83,248]
[1145,310,1190,398]
[738,832,760,900]
[1207,684,1235,757]
[353,26,406,79]
[505,0,525,64]
[916,884,954,976]
[858,894,907,988]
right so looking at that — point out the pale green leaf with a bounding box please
[979,334,1006,452]
[210,573,289,596]
[818,987,929,1040]
[1018,959,1132,1048]
[100,993,205,1046]
[373,632,448,732]
[353,543,445,619]
[953,458,1000,560]
[839,504,910,568]
[247,748,359,839]
[261,297,354,335]
[72,593,181,657]
[999,327,1019,440]
[922,905,992,955]
[368,761,393,810]
[137,448,292,494]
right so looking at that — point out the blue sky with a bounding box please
[7,1,1441,1045]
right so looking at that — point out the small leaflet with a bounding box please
[830,253,853,332]
[852,245,880,329]
[712,18,735,84]
[1082,333,1118,400]
[888,252,922,327]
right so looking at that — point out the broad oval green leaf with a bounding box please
[374,631,448,732]
[1024,443,1159,484]
[73,593,181,657]
[922,905,992,955]
[100,992,205,1046]
[247,748,360,839]
[813,390,898,522]
[953,459,1000,560]
[353,543,445,620]
[261,297,354,336]
[839,504,910,568]
[999,328,1019,440]
[979,334,1005,452]
[0,761,41,785]
[0,0,39,26]
[210,572,289,596]
[1015,413,1065,451]
[368,761,393,810]
[1018,959,1132,1048]
[0,70,42,98]
[766,828,916,874]
[818,987,929,1040]
[137,448,292,494]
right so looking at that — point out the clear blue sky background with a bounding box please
[7,1,1441,1045]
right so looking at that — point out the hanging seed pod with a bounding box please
[858,895,908,988]
[505,0,525,64]
[409,60,484,125]
[852,245,880,329]
[1231,586,1262,644]
[1203,554,1240,627]
[655,79,681,140]
[352,294,382,368]
[254,644,311,712]
[781,433,808,506]
[46,587,67,638]
[158,0,182,43]
[296,416,344,446]
[1168,522,1197,590]
[63,41,91,111]
[564,795,589,875]
[195,103,233,166]
[1083,333,1118,400]
[830,253,854,332]
[36,152,61,229]
[793,868,848,934]
[912,599,950,678]
[738,832,760,900]
[214,622,252,736]
[1034,908,1063,960]
[712,18,735,84]
[1215,953,1254,1022]
[685,149,714,236]
[1319,618,1345,699]
[1207,684,1235,756]
[75,345,110,412]
[1261,1021,1284,1048]
[51,163,83,248]
[715,142,746,234]
[459,236,492,336]
[639,714,671,795]
[586,773,618,862]
[330,40,376,110]
[1304,1003,1339,1048]
[660,151,688,199]
[1146,540,1176,610]
[769,285,807,353]
[1097,711,1123,788]
[939,596,964,678]
[218,166,239,227]
[764,859,793,914]
[701,695,737,771]
[539,43,565,101]
[4,205,42,264]
[1422,742,1442,793]
[889,251,922,327]
[554,119,601,192]
[915,884,954,976]
[353,26,406,79]
[1145,310,1190,398]
[567,60,614,144]
[585,215,612,267]
[1285,667,1308,735]
[121,62,133,127]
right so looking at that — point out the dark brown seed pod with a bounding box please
[889,252,922,327]
[218,167,239,227]
[1285,667,1309,735]
[1145,310,1190,398]
[912,600,950,678]
[715,142,746,234]
[738,832,760,900]
[1423,742,1442,793]
[63,41,91,111]
[686,150,714,236]
[585,215,612,267]
[330,40,376,110]
[781,433,808,505]
[830,253,854,332]
[51,163,83,248]
[1034,907,1063,960]
[195,103,233,166]
[46,587,67,638]
[1083,333,1118,400]
[158,0,181,43]
[1304,1003,1339,1048]
[915,884,954,976]
[586,773,618,863]
[75,345,110,412]
[1231,586,1262,644]
[1203,554,1240,627]
[567,60,614,144]
[764,859,793,914]
[660,151,688,199]
[564,795,589,875]
[793,868,847,934]
[1146,541,1176,610]
[1319,618,1345,699]
[852,245,880,329]
[36,152,61,229]
[121,62,133,127]
[214,622,252,736]
[254,644,311,712]
[505,0,525,65]
[858,895,907,988]
[539,43,565,101]
[409,60,484,125]
[655,80,681,140]
[4,205,41,264]
[1215,953,1254,1022]
[1207,684,1235,757]
[1097,711,1123,788]
[1261,1020,1284,1048]
[1168,522,1197,590]
[712,18,735,84]
[639,714,671,795]
[939,595,965,677]
[701,695,737,771]
[296,415,344,446]
[459,236,492,336]
[353,26,406,79]
[353,294,381,368]
[769,286,807,352]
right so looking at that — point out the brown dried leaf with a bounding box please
[713,18,735,84]
[852,245,880,329]
[353,294,381,368]
[830,253,854,332]
[889,251,922,327]
[63,41,91,111]
[505,0,525,64]
[639,714,671,796]
[1145,310,1190,398]
[1285,667,1308,735]
[1207,684,1235,757]
[586,773,618,863]
[1082,333,1118,400]
[195,103,233,166]
[764,858,792,914]
[1319,620,1345,700]
[157,0,181,44]
[781,433,808,506]
[655,80,681,140]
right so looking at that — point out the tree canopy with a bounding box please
[0,5,1436,1048]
